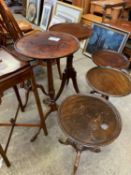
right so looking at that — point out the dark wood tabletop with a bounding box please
[86,67,131,97]
[92,49,130,69]
[58,94,121,147]
[14,31,80,118]
[49,23,92,41]
[15,31,80,60]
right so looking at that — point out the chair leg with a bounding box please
[56,59,62,80]
[30,70,48,137]
[0,144,10,167]
[13,85,25,112]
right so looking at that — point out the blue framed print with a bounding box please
[83,22,129,58]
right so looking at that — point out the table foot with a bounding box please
[30,128,41,142]
[45,105,58,120]
[90,90,109,100]
[59,137,101,175]
[0,144,11,167]
[73,150,81,175]
[30,123,48,142]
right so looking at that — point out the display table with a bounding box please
[15,31,80,117]
[92,50,130,69]
[58,94,121,175]
[86,67,131,97]
[49,23,92,41]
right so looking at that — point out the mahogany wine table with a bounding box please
[49,23,92,41]
[92,50,130,69]
[58,94,121,175]
[86,67,131,98]
[15,31,80,117]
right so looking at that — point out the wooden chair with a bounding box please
[0,0,32,35]
[82,1,126,25]
[0,47,47,166]
[0,0,62,79]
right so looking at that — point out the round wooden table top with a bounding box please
[92,50,130,69]
[15,31,80,60]
[49,23,92,41]
[86,67,131,97]
[58,94,121,147]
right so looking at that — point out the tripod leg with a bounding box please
[31,70,48,137]
[0,144,10,167]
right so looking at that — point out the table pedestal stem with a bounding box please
[55,54,80,101]
[44,60,58,118]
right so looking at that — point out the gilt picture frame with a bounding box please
[83,23,129,58]
[54,1,83,23]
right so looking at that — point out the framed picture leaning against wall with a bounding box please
[26,0,42,25]
[54,1,83,23]
[83,22,129,58]
[40,3,52,30]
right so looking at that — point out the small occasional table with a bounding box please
[92,49,130,69]
[49,23,92,41]
[86,67,131,98]
[58,94,121,175]
[15,31,80,117]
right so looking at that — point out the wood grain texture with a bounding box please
[86,67,131,97]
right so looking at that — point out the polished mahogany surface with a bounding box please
[58,94,121,146]
[49,23,92,41]
[86,67,131,97]
[15,31,80,60]
[92,50,130,69]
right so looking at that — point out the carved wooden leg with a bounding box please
[0,144,10,167]
[30,70,48,139]
[55,54,79,101]
[73,150,81,175]
[90,90,109,100]
[13,85,24,112]
[59,137,101,175]
[56,59,62,80]
[46,60,58,112]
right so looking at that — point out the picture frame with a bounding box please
[44,0,57,5]
[54,1,83,23]
[48,15,66,28]
[26,0,42,25]
[40,3,52,30]
[83,22,129,58]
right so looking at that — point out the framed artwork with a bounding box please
[83,23,129,58]
[49,15,66,28]
[40,3,52,30]
[54,1,83,23]
[26,0,42,25]
[44,0,57,5]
